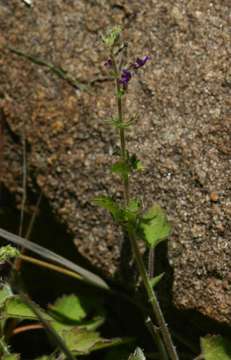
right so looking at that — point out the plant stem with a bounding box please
[111,53,129,206]
[19,291,75,360]
[146,317,169,360]
[12,323,44,336]
[20,254,82,281]
[111,53,178,360]
[128,226,178,360]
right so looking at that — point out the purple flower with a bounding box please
[131,56,150,69]
[104,58,113,67]
[119,69,132,88]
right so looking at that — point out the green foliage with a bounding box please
[3,296,52,321]
[94,195,142,228]
[201,335,231,360]
[0,335,20,360]
[111,154,143,182]
[106,117,132,129]
[50,294,93,322]
[49,294,105,332]
[128,154,143,172]
[0,246,20,262]
[139,204,171,248]
[93,196,123,222]
[0,289,131,358]
[102,26,122,47]
[2,355,20,360]
[149,273,165,288]
[111,161,130,179]
[123,199,141,223]
[116,89,125,98]
[0,284,14,306]
[128,347,146,360]
[59,328,131,355]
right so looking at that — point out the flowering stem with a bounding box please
[111,54,178,360]
[111,53,129,206]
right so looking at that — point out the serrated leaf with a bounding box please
[50,294,88,322]
[4,297,51,321]
[201,335,231,360]
[93,196,123,221]
[60,328,132,355]
[62,329,100,353]
[149,273,164,288]
[139,204,171,248]
[128,347,146,360]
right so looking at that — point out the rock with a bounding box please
[0,0,230,324]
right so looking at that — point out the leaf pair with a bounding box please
[111,154,143,180]
[95,197,171,249]
[94,196,141,226]
[106,117,133,129]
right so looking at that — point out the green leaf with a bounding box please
[58,327,132,355]
[111,161,130,179]
[201,335,231,360]
[4,297,51,321]
[128,347,146,360]
[123,199,141,223]
[139,204,171,248]
[93,196,123,221]
[0,246,20,262]
[62,329,100,354]
[105,117,131,129]
[149,273,165,288]
[128,154,144,172]
[50,294,89,322]
[49,294,105,330]
[0,283,14,307]
[102,26,122,47]
[2,352,20,360]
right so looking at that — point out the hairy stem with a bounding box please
[128,226,178,360]
[111,52,178,360]
[111,53,129,206]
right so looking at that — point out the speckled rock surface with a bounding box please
[0,0,230,323]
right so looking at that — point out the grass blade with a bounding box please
[0,227,109,291]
